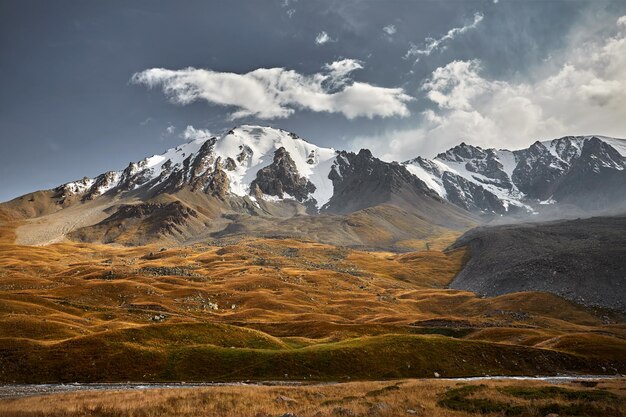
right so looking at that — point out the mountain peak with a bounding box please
[404,134,626,214]
[436,142,486,163]
[55,124,338,209]
[36,130,626,221]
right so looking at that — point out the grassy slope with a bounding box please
[0,331,619,383]
[0,218,624,382]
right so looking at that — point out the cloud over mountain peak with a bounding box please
[132,60,413,120]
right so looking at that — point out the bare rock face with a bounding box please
[408,156,511,215]
[224,157,237,171]
[437,143,511,186]
[511,137,626,208]
[189,139,218,180]
[441,172,508,214]
[437,142,487,162]
[82,171,121,201]
[118,160,154,191]
[512,141,568,200]
[206,167,230,198]
[552,137,626,210]
[405,144,526,215]
[53,177,93,206]
[106,202,197,231]
[250,147,316,202]
[162,140,230,198]
[323,149,443,214]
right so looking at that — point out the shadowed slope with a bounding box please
[449,216,626,312]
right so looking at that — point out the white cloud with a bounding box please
[323,58,363,85]
[315,31,335,45]
[182,125,213,142]
[618,15,626,26]
[353,19,626,161]
[132,59,413,120]
[383,24,397,36]
[405,12,484,62]
[421,60,487,110]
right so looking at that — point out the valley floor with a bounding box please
[0,212,625,384]
[0,378,624,417]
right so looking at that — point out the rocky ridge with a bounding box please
[404,135,626,214]
[4,127,626,246]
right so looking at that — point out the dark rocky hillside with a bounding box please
[448,216,626,313]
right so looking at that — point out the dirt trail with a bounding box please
[14,200,117,245]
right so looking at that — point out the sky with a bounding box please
[1,0,626,202]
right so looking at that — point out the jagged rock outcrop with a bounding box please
[512,141,568,199]
[250,147,316,202]
[551,137,626,210]
[441,172,508,214]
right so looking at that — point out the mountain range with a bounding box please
[405,135,626,214]
[2,125,625,248]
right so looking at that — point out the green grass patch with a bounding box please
[499,386,618,401]
[83,322,290,350]
[437,385,526,415]
[0,333,621,383]
[438,384,625,417]
[409,327,473,338]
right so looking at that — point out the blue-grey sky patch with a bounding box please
[405,12,484,63]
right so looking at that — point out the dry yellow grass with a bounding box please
[0,226,477,341]
[0,378,623,417]
[0,234,611,342]
[0,216,624,382]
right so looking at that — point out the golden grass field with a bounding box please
[0,209,625,384]
[0,378,624,417]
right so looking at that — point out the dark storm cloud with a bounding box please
[1,0,625,202]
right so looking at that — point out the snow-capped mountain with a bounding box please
[404,136,626,214]
[57,125,339,209]
[5,126,626,247]
[27,124,472,246]
[29,128,626,221]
